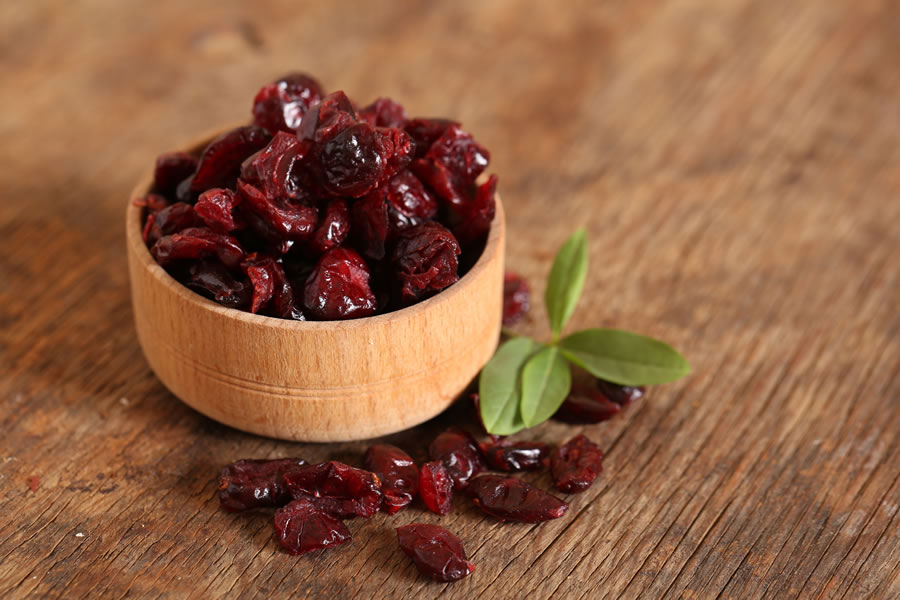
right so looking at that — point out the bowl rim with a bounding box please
[126,124,505,332]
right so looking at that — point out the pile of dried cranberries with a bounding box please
[139,72,497,320]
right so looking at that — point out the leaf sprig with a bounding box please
[479,229,691,435]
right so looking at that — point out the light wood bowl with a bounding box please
[126,128,505,442]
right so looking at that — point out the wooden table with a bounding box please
[2,1,898,598]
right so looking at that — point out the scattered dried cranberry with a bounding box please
[217,457,306,512]
[359,98,408,128]
[153,152,199,195]
[187,261,251,309]
[195,188,240,233]
[596,379,646,408]
[274,498,352,555]
[396,524,474,583]
[429,428,485,488]
[363,444,418,514]
[481,440,549,472]
[151,227,245,270]
[308,198,350,255]
[283,461,382,518]
[392,222,461,305]
[252,72,324,133]
[419,460,453,515]
[303,247,377,320]
[191,125,271,193]
[502,271,531,325]
[554,380,645,424]
[550,435,604,493]
[466,475,568,522]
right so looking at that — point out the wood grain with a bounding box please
[1,0,898,598]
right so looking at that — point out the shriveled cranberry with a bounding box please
[554,384,621,424]
[217,457,307,512]
[240,131,309,202]
[481,440,549,472]
[274,498,351,555]
[379,126,415,181]
[596,379,646,408]
[419,461,453,515]
[550,434,604,494]
[135,193,170,213]
[502,271,531,325]
[187,261,251,309]
[453,174,497,246]
[429,428,486,488]
[303,247,377,320]
[153,152,198,196]
[237,180,317,240]
[283,461,382,518]
[195,188,240,233]
[142,202,200,245]
[392,222,461,305]
[311,123,391,198]
[411,124,489,207]
[152,227,245,270]
[363,444,418,514]
[308,198,350,255]
[396,524,474,583]
[252,72,324,133]
[350,193,391,260]
[297,90,358,143]
[240,254,304,319]
[466,474,568,522]
[404,118,460,158]
[359,97,408,128]
[384,171,438,229]
[191,126,271,193]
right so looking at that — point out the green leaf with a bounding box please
[559,328,691,386]
[545,228,588,338]
[479,337,537,435]
[519,346,572,427]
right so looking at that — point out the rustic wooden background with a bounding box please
[1,0,898,598]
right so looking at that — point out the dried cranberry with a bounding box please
[392,222,461,305]
[466,474,568,522]
[481,440,549,472]
[240,131,309,202]
[283,461,382,518]
[311,123,392,198]
[429,428,485,488]
[153,152,198,196]
[195,188,241,233]
[554,384,621,424]
[308,198,350,255]
[151,227,245,270]
[501,271,531,325]
[297,90,358,143]
[351,192,392,260]
[191,125,271,193]
[419,461,453,515]
[187,261,251,309]
[237,180,317,240]
[396,524,474,583]
[596,379,646,408]
[404,118,459,158]
[303,247,377,320]
[359,98,408,128]
[217,458,306,512]
[411,124,488,207]
[384,171,438,229]
[363,444,418,514]
[274,498,351,555]
[142,202,200,245]
[550,434,604,493]
[252,72,324,133]
[453,174,497,247]
[136,193,170,213]
[239,254,303,319]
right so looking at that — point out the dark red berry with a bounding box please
[554,384,621,424]
[466,474,568,522]
[481,440,549,472]
[550,434,604,493]
[142,202,200,245]
[596,379,646,408]
[297,90,358,143]
[274,498,351,555]
[237,179,318,240]
[240,254,304,319]
[312,122,391,198]
[429,428,486,488]
[392,222,461,305]
[363,444,418,515]
[195,188,241,233]
[351,192,392,260]
[384,171,438,230]
[187,261,251,309]
[501,271,531,326]
[303,247,377,320]
[217,458,306,512]
[151,227,245,270]
[308,198,351,255]
[283,461,382,518]
[453,174,498,247]
[359,97,408,128]
[396,524,474,583]
[240,131,309,202]
[411,124,488,207]
[419,461,453,515]
[153,152,199,196]
[404,118,460,158]
[252,72,324,133]
[191,126,271,193]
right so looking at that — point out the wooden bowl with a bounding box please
[126,128,505,442]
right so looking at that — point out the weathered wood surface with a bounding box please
[1,1,898,598]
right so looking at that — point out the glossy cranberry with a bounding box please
[195,188,240,233]
[385,171,438,229]
[283,461,382,518]
[481,440,549,472]
[411,124,489,207]
[191,125,271,193]
[554,384,621,424]
[351,192,392,260]
[151,227,245,270]
[153,152,198,196]
[308,198,350,255]
[187,261,251,309]
[419,461,453,515]
[274,498,351,555]
[136,193,170,213]
[240,131,309,202]
[596,379,646,408]
[429,428,485,488]
[303,247,377,320]
[237,180,317,240]
[297,90,358,143]
[392,222,461,305]
[217,458,307,512]
[502,271,531,326]
[311,123,391,198]
[252,72,324,133]
[142,202,200,245]
[453,174,497,246]
[466,474,568,522]
[363,444,418,514]
[404,118,459,158]
[550,435,604,493]
[359,97,408,128]
[396,524,474,583]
